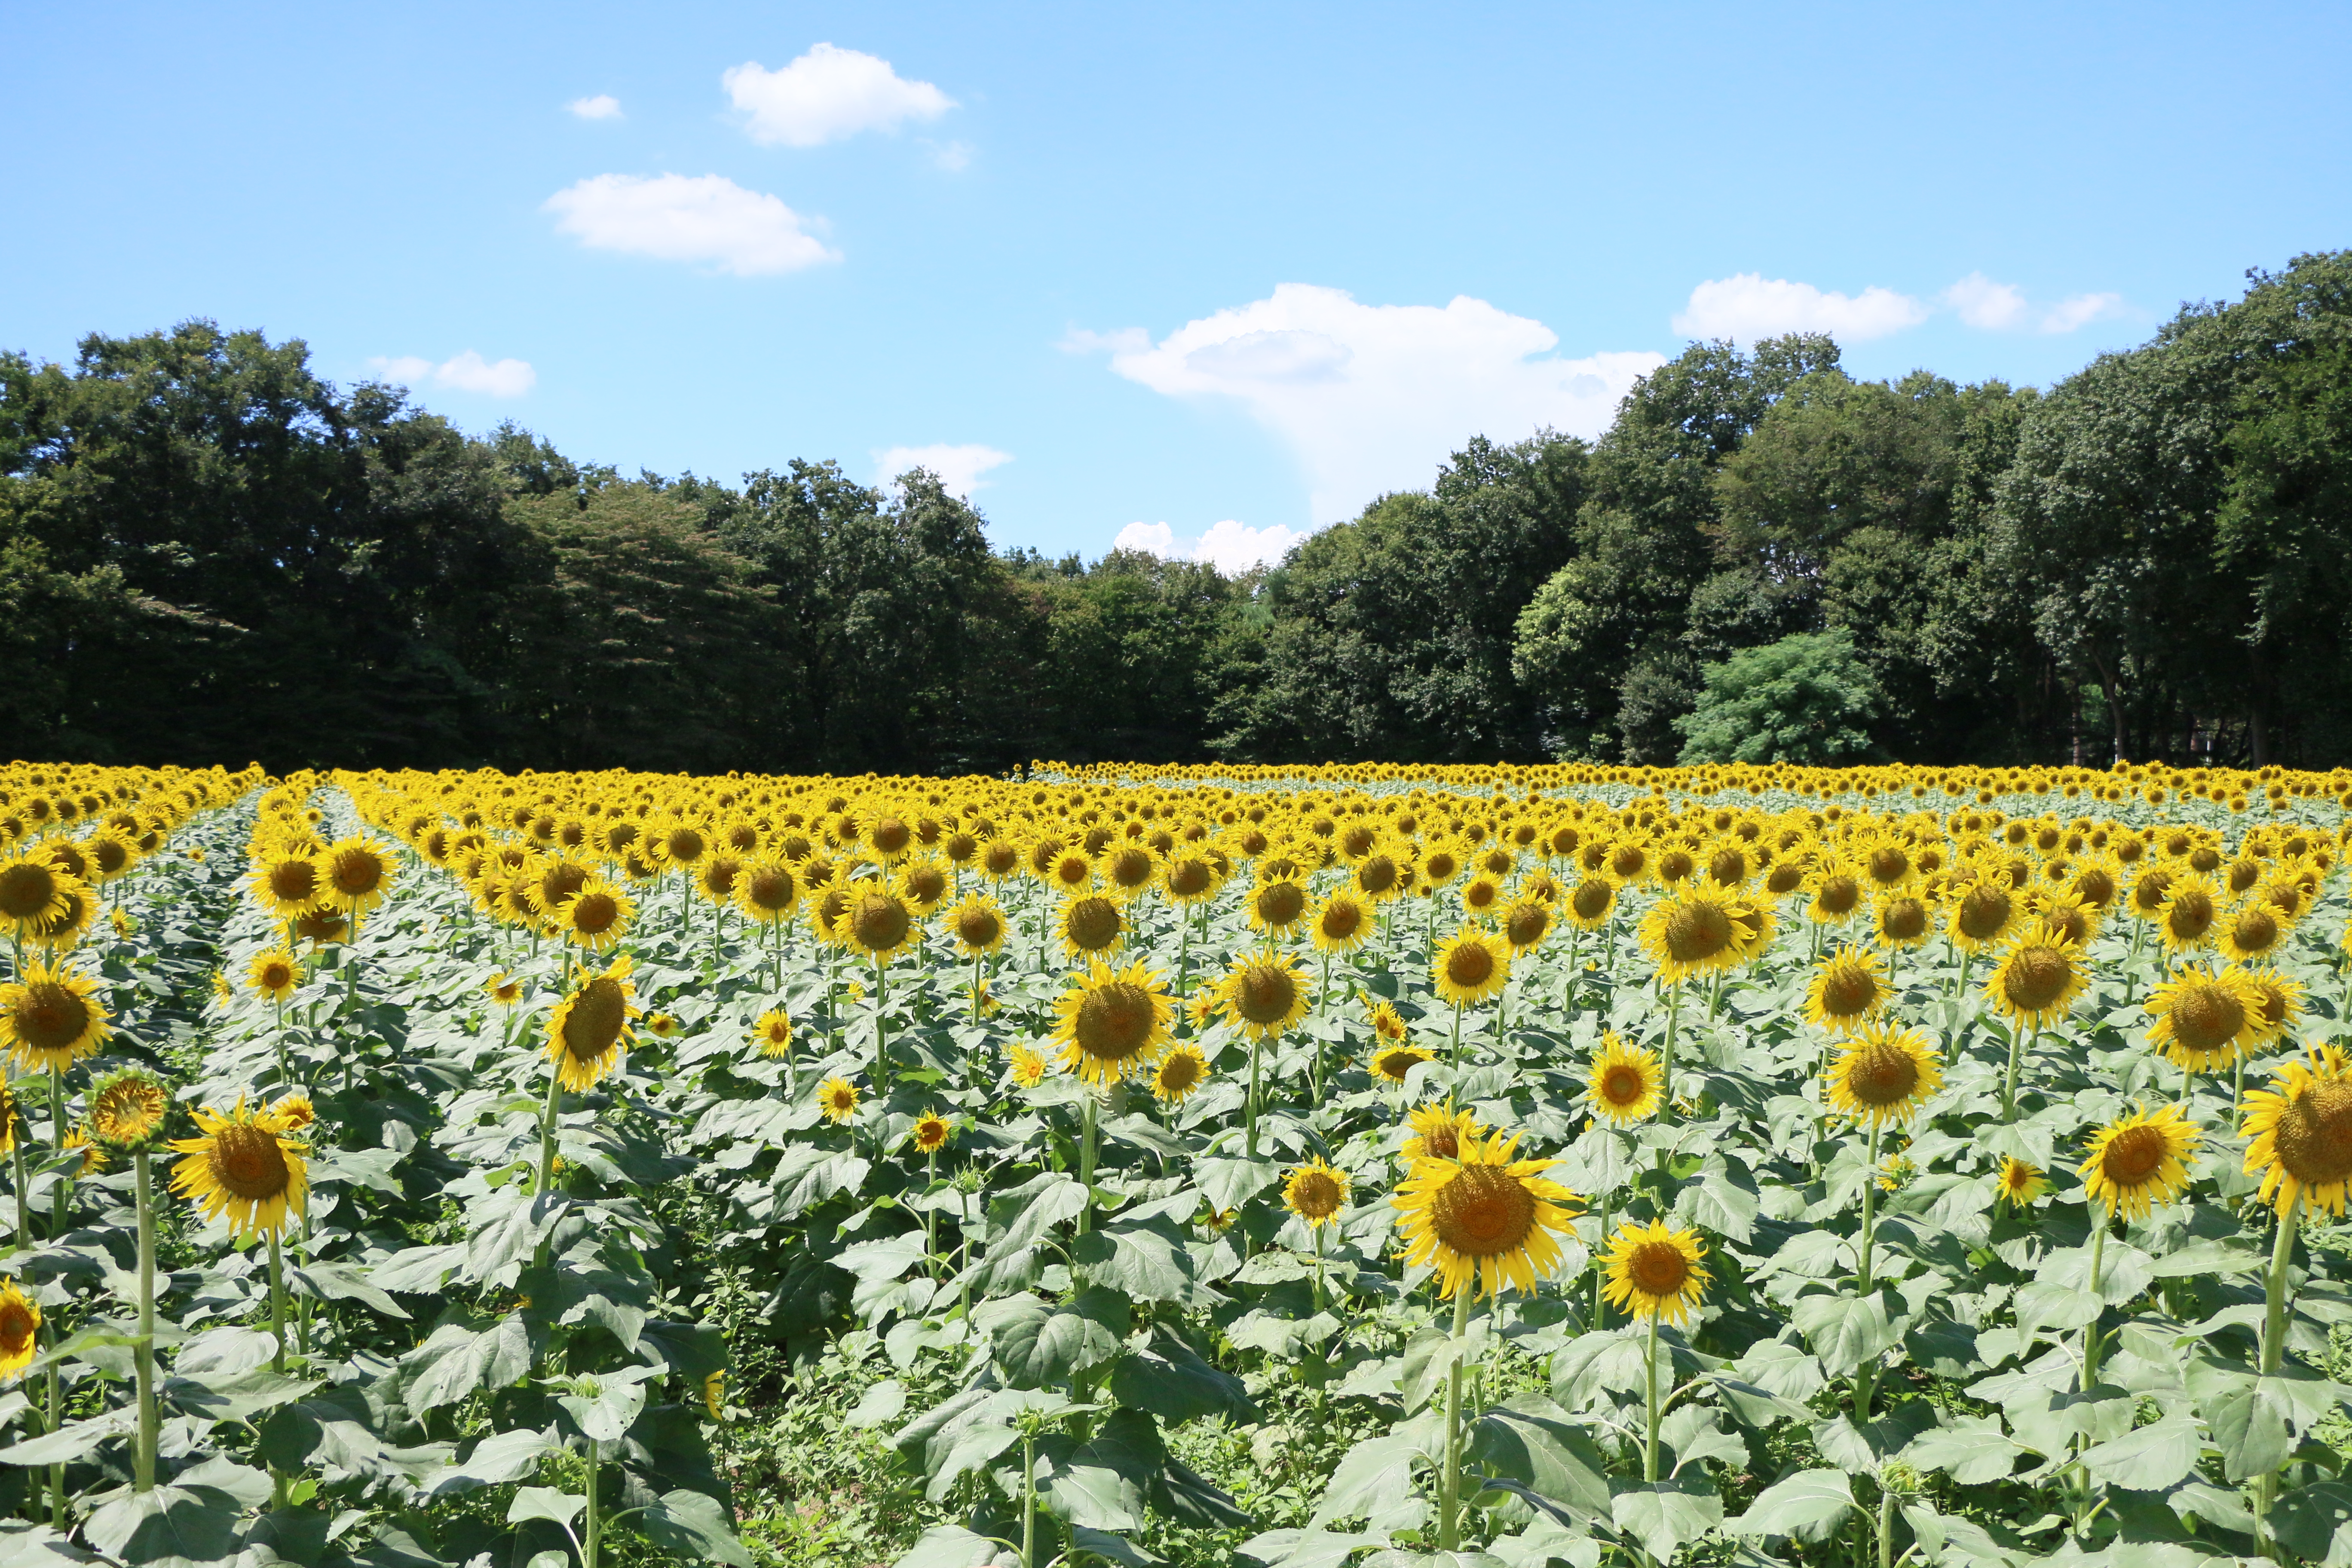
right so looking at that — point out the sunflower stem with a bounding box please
[2081,1216,2109,1393]
[1436,1286,1475,1550]
[133,1149,157,1492]
[873,957,888,1092]
[1659,981,1683,1132]
[583,1433,602,1568]
[1448,1001,1462,1075]
[1246,1038,1263,1159]
[46,1068,65,1238]
[1311,1222,1326,1315]
[2000,1023,2034,1123]
[1858,1122,1882,1294]
[1642,1308,1662,1484]
[9,1131,28,1252]
[1591,1190,1610,1327]
[533,1065,564,1272]
[1076,1091,1097,1236]
[1020,1430,1038,1568]
[2255,1191,2302,1555]
[268,1230,288,1373]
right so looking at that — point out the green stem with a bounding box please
[2255,1191,2302,1556]
[133,1150,157,1492]
[1877,1476,1895,1568]
[584,1434,601,1568]
[1246,1038,1263,1158]
[873,958,888,1091]
[2001,1023,2034,1123]
[2082,1216,2109,1392]
[268,1230,288,1372]
[1311,1222,1326,1314]
[47,1068,65,1237]
[1077,1092,1098,1235]
[1436,1287,1476,1550]
[1021,1432,1038,1568]
[1644,1309,1662,1482]
[1660,981,1683,1126]
[1449,1002,1463,1074]
[1858,1122,1882,1293]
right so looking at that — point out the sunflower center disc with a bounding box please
[2006,947,2072,1011]
[268,862,317,903]
[1817,877,1859,915]
[1627,1240,1690,1296]
[1235,966,1296,1025]
[1430,1164,1534,1256]
[15,983,90,1054]
[1506,907,1547,949]
[2236,911,2278,950]
[1158,1054,1202,1094]
[1882,900,1927,941]
[1322,903,1363,940]
[851,895,910,952]
[2168,894,2213,939]
[2101,1124,2167,1187]
[1258,885,1305,926]
[1446,943,1495,989]
[209,1124,290,1201]
[1290,1172,1342,1219]
[1602,1066,1647,1106]
[1960,889,2010,940]
[565,977,628,1057]
[1868,849,1908,884]
[1066,897,1122,952]
[2276,1081,2352,1186]
[1664,904,1731,964]
[1822,968,1877,1016]
[1573,882,1612,920]
[571,894,618,935]
[1075,984,1152,1061]
[1359,856,1397,895]
[1847,1041,1921,1107]
[958,909,1001,946]
[2172,986,2244,1054]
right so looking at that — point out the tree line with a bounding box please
[3,250,2346,775]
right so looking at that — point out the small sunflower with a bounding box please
[2080,1104,2199,1220]
[1586,1032,1663,1126]
[2241,1043,2352,1217]
[2219,899,2288,964]
[1368,998,1407,1044]
[1219,952,1309,1040]
[1599,1220,1712,1325]
[1402,1101,1484,1163]
[1996,1157,2048,1208]
[946,893,1007,956]
[910,1113,954,1155]
[1283,1158,1350,1228]
[1431,925,1510,1007]
[0,1282,39,1379]
[543,953,639,1091]
[168,1097,309,1238]
[1008,1043,1048,1087]
[1872,891,1932,949]
[87,1067,172,1152]
[1804,944,1888,1035]
[753,1008,793,1059]
[64,1129,107,1175]
[1371,1040,1433,1085]
[703,1370,726,1421]
[2144,963,2263,1073]
[245,851,325,921]
[1053,959,1173,1085]
[1393,1127,1578,1299]
[0,958,110,1073]
[246,948,302,1003]
[818,1077,861,1124]
[1986,921,2087,1031]
[1152,1043,1212,1105]
[1248,876,1309,936]
[1311,891,1372,954]
[643,1012,680,1039]
[2242,967,2304,1041]
[552,876,634,950]
[1823,1022,1944,1127]
[485,971,524,1007]
[265,1092,315,1133]
[2155,874,2221,953]
[735,860,799,926]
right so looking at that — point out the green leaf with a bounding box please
[892,1525,1009,1568]
[987,1287,1129,1389]
[0,1410,136,1466]
[507,1487,586,1529]
[641,1487,752,1568]
[163,1369,323,1423]
[2187,1357,2349,1482]
[1550,1330,1649,1409]
[2078,1412,2202,1492]
[1235,1529,1388,1568]
[1724,1467,1854,1543]
[1197,1157,1279,1212]
[1151,1452,1253,1529]
[847,1380,909,1430]
[401,1315,534,1411]
[1071,1524,1163,1566]
[1466,1404,1612,1520]
[1311,1428,1434,1529]
[1669,1155,1758,1244]
[423,1426,560,1498]
[1072,1222,1196,1304]
[2272,1478,2352,1567]
[1791,1292,1899,1377]
[82,1484,241,1568]
[1902,1416,2023,1485]
[989,1174,1090,1252]
[1109,1326,1256,1425]
[1660,1403,1750,1475]
[1609,1476,1724,1559]
[285,1260,410,1319]
[552,1365,657,1443]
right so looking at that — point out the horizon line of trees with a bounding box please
[4,249,2348,777]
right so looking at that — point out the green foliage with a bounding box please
[1673,630,1886,765]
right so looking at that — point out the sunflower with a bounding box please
[1872,891,1932,949]
[1152,1043,1212,1105]
[1393,1127,1579,1299]
[1460,874,1504,920]
[843,887,919,963]
[736,859,800,925]
[1353,848,1406,903]
[1248,876,1309,936]
[910,1113,954,1155]
[1945,877,2016,953]
[1804,945,1889,1035]
[1804,858,1867,925]
[1219,952,1309,1040]
[2219,899,2287,963]
[2080,1104,2199,1220]
[1368,998,1408,1045]
[0,854,71,936]
[1986,921,2087,1031]
[1371,1040,1433,1085]
[544,953,639,1091]
[818,1077,860,1124]
[703,1371,725,1421]
[1099,843,1160,901]
[319,837,393,916]
[1283,1158,1350,1228]
[265,1092,315,1133]
[2156,874,2221,953]
[753,1008,793,1059]
[945,892,1007,957]
[485,971,524,1006]
[552,876,634,950]
[87,1067,171,1151]
[246,948,303,1003]
[168,1098,309,1238]
[1008,1043,1048,1088]
[643,1012,680,1039]
[1311,891,1372,954]
[1431,925,1510,1007]
[1599,1220,1712,1325]
[1052,959,1173,1086]
[899,858,951,914]
[2241,1043,2352,1217]
[2243,967,2304,1041]
[0,959,110,1073]
[1500,898,1551,956]
[1586,1032,1663,1125]
[0,1081,15,1155]
[1058,893,1126,959]
[1564,876,1616,931]
[2144,964,2263,1072]
[0,1282,38,1379]
[1402,1101,1484,1163]
[64,1129,107,1175]
[19,878,94,952]
[1823,1023,1943,1127]
[1639,888,1760,984]
[1996,1157,2048,1208]
[2027,884,2102,949]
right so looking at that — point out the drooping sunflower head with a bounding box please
[0,958,111,1074]
[1805,944,1888,1035]
[2144,964,2261,1073]
[246,948,303,1002]
[817,1076,861,1124]
[2220,899,2285,962]
[542,953,639,1091]
[2157,874,2220,952]
[911,1113,954,1155]
[1639,889,1755,983]
[1393,1127,1579,1299]
[1311,891,1371,953]
[1986,921,2086,1030]
[1501,899,1551,955]
[1152,1043,1212,1105]
[1059,893,1126,958]
[1220,952,1308,1040]
[1402,1101,1484,1164]
[87,1067,172,1152]
[753,1008,794,1059]
[1997,1157,2048,1208]
[1586,1032,1663,1126]
[2080,1103,2199,1220]
[167,1096,309,1238]
[2241,1042,2352,1218]
[1599,1220,1712,1325]
[1053,959,1173,1086]
[1565,876,1616,930]
[1283,1158,1350,1228]
[1249,877,1308,934]
[1824,1022,1943,1127]
[0,1281,39,1378]
[1431,925,1510,1008]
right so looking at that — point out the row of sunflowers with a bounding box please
[0,754,2348,1568]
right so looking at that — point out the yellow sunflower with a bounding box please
[1052,959,1173,1086]
[0,1282,39,1379]
[87,1068,172,1151]
[1368,998,1408,1045]
[168,1098,309,1237]
[1370,1040,1433,1085]
[1057,892,1127,959]
[1945,877,2017,953]
[2080,1104,2198,1220]
[1586,1032,1663,1126]
[735,859,800,926]
[1985,921,2087,1031]
[2241,1043,2352,1218]
[1401,1101,1484,1163]
[1639,888,1761,984]
[485,971,524,1006]
[752,1008,793,1059]
[1219,952,1310,1040]
[1500,898,1552,956]
[552,875,634,950]
[1823,1023,1943,1127]
[1599,1220,1712,1325]
[319,837,393,916]
[2144,963,2263,1072]
[1393,1127,1578,1299]
[0,854,72,937]
[1564,876,1617,931]
[910,1113,954,1155]
[1871,891,1933,950]
[1008,1043,1049,1088]
[1311,891,1373,954]
[1996,1157,2048,1208]
[245,948,303,1003]
[245,851,325,921]
[2242,968,2304,1041]
[0,958,110,1073]
[818,1077,860,1124]
[1248,876,1309,937]
[946,893,1007,956]
[1152,1043,1212,1105]
[1804,945,1888,1035]
[543,953,639,1091]
[1431,925,1510,1007]
[2218,900,2288,964]
[1283,1158,1350,1229]
[843,887,920,963]
[265,1092,315,1134]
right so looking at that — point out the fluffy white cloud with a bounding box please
[724,44,954,147]
[567,94,622,120]
[1113,519,1304,575]
[1074,284,1662,525]
[543,173,838,276]
[2039,291,2127,334]
[873,443,1012,498]
[367,350,536,398]
[1942,272,2028,331]
[1674,273,1932,343]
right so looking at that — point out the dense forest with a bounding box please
[3,251,2347,775]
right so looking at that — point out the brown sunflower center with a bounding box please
[849,893,911,953]
[1073,983,1155,1062]
[207,1123,291,1201]
[330,848,384,898]
[259,960,295,991]
[1815,876,1861,916]
[1505,905,1549,949]
[1958,887,2012,941]
[1107,848,1154,890]
[1427,851,1460,882]
[665,829,705,864]
[1320,901,1364,941]
[956,905,1003,947]
[540,864,589,908]
[1065,896,1124,952]
[1289,1170,1344,1219]
[1880,898,1928,942]
[1626,1239,1691,1296]
[1357,855,1398,896]
[0,863,57,921]
[12,982,90,1054]
[1232,963,1299,1026]
[2101,1124,2167,1187]
[1601,1064,1648,1106]
[1657,850,1696,884]
[1375,1046,1423,1079]
[562,977,628,1060]
[746,868,796,912]
[1445,941,1497,990]
[2275,1081,2352,1187]
[1167,860,1213,898]
[1158,1052,1204,1094]
[2169,983,2245,1054]
[2165,890,2215,940]
[1868,848,1910,885]
[1256,882,1306,928]
[2004,945,2073,1011]
[569,892,621,936]
[266,860,318,904]
[1429,1164,1534,1256]
[1610,847,1646,880]
[1820,965,1879,1017]
[869,818,911,858]
[2233,908,2279,952]
[1845,1041,1922,1107]
[1571,880,1613,920]
[1767,863,1804,895]
[1661,901,1733,965]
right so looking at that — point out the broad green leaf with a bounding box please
[1902,1415,2022,1485]
[2187,1357,2349,1482]
[1724,1467,1853,1543]
[1235,1530,1389,1568]
[0,1410,136,1467]
[1109,1326,1256,1425]
[423,1426,560,1497]
[2078,1412,2201,1492]
[1466,1404,1612,1520]
[989,1175,1090,1252]
[1072,1222,1195,1304]
[988,1287,1129,1389]
[1196,1157,1279,1212]
[1791,1291,1899,1377]
[552,1365,656,1443]
[82,1483,242,1568]
[1609,1476,1724,1559]
[1550,1330,1650,1408]
[848,1379,909,1430]
[507,1487,585,1528]
[1311,1429,1433,1529]
[2272,1478,2352,1567]
[641,1487,753,1568]
[891,1525,1008,1568]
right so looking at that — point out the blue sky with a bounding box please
[7,2,2347,569]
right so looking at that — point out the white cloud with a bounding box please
[2040,291,2127,334]
[567,94,622,120]
[873,443,1012,498]
[543,173,838,276]
[367,350,536,398]
[1114,519,1304,575]
[1674,273,1932,343]
[1942,272,2028,331]
[1075,283,1663,525]
[723,43,954,147]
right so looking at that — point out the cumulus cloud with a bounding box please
[367,350,536,398]
[724,43,954,147]
[543,173,838,276]
[1943,272,2029,331]
[567,94,622,120]
[1674,273,1932,343]
[1113,519,1304,575]
[1073,283,1662,525]
[873,443,1012,499]
[2039,291,2127,334]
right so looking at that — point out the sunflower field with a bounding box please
[3,756,2352,1568]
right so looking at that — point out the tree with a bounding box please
[1673,631,1883,765]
